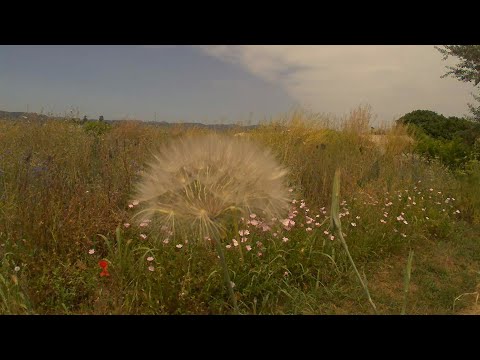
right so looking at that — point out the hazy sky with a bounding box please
[1,45,476,124]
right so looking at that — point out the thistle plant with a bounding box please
[132,133,290,313]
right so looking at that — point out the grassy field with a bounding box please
[0,107,479,314]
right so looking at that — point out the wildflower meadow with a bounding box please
[1,107,479,314]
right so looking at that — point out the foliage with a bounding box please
[398,110,479,142]
[435,45,480,121]
[398,110,480,168]
[83,120,111,136]
[0,109,479,314]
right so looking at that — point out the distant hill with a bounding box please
[0,110,258,130]
[0,110,49,120]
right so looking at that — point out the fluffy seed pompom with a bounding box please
[132,133,290,242]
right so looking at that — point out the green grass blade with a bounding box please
[401,250,414,315]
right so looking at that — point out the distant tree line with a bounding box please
[81,115,104,123]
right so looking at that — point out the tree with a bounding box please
[435,45,480,121]
[398,109,478,141]
[398,109,480,168]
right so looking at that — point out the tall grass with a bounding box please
[0,107,478,314]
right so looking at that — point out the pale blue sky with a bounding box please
[1,45,476,124]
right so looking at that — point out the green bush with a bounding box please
[399,110,480,169]
[83,121,111,136]
[455,159,480,223]
[398,110,480,141]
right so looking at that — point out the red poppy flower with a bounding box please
[100,269,110,277]
[99,260,110,277]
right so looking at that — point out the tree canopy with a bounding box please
[398,109,480,168]
[435,45,480,121]
[398,109,479,142]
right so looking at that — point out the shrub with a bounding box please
[83,120,111,136]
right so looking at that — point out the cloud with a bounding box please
[197,45,476,122]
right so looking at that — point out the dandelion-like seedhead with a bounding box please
[132,133,290,242]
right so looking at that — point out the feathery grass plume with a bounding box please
[133,133,290,242]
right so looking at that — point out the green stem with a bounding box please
[331,168,377,314]
[233,217,244,262]
[336,229,378,314]
[401,250,414,315]
[213,236,239,315]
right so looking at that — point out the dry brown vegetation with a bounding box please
[0,106,478,314]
